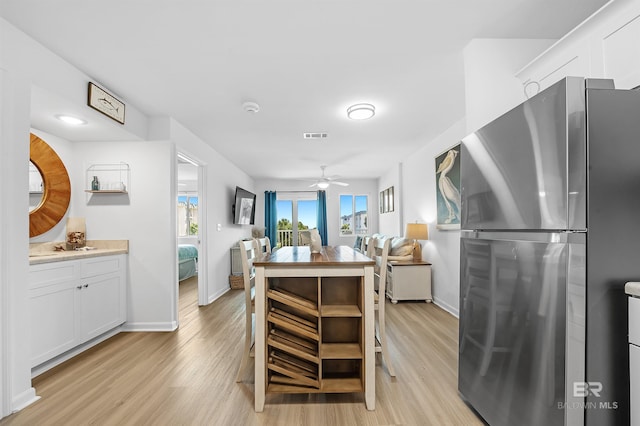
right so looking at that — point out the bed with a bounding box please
[178,244,198,281]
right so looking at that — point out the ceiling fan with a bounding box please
[308,166,349,189]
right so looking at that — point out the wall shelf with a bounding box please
[84,190,128,194]
[85,163,130,194]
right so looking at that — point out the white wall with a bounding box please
[72,141,176,329]
[164,118,255,303]
[253,178,378,248]
[0,65,36,416]
[400,119,467,316]
[377,164,402,237]
[463,39,554,133]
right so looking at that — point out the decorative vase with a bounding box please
[91,176,100,190]
[310,229,322,253]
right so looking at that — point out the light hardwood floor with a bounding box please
[1,276,483,426]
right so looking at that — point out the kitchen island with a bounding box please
[253,245,375,411]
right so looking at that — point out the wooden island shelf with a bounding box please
[254,246,375,411]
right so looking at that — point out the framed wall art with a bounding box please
[435,145,460,230]
[88,82,126,124]
[379,186,394,214]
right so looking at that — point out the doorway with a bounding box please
[276,192,317,247]
[176,152,207,314]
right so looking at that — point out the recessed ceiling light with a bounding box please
[347,103,375,120]
[242,101,260,113]
[56,115,87,125]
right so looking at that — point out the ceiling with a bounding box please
[1,0,609,181]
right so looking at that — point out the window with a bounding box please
[276,193,318,247]
[178,194,198,236]
[339,195,368,236]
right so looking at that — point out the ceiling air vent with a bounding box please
[303,132,328,139]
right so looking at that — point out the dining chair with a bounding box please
[360,235,371,254]
[369,236,396,376]
[253,236,272,255]
[299,230,311,246]
[235,239,259,382]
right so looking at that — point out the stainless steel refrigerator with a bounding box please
[458,77,640,426]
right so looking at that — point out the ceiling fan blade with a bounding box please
[309,182,319,188]
[332,181,349,186]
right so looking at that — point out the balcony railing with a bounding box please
[277,229,294,247]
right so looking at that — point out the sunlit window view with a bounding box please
[177,195,198,236]
[340,195,368,236]
[276,199,317,247]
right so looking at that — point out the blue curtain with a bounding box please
[317,190,328,245]
[264,191,277,246]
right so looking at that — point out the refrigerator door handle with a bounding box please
[461,230,585,244]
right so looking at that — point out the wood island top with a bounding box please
[254,245,374,267]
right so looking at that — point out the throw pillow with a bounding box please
[390,237,413,256]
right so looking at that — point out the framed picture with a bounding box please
[379,186,395,214]
[88,82,126,124]
[383,189,389,213]
[435,144,461,230]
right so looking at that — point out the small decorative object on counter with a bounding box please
[66,217,86,250]
[91,176,100,190]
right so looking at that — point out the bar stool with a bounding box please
[235,239,259,382]
[368,236,396,377]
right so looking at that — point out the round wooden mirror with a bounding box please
[29,161,44,212]
[29,133,71,237]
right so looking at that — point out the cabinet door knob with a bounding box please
[77,285,82,290]
[83,284,89,288]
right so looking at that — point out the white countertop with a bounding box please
[626,282,640,297]
[29,240,128,265]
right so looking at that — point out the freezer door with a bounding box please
[460,77,587,231]
[459,232,586,426]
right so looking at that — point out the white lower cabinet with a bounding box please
[29,254,127,368]
[386,261,432,303]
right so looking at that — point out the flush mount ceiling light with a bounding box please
[347,103,375,120]
[242,101,260,113]
[55,114,87,125]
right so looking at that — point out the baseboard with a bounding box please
[121,321,178,332]
[207,286,229,305]
[11,387,39,413]
[433,297,459,318]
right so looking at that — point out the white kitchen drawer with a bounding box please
[29,262,77,289]
[630,296,640,346]
[80,256,121,278]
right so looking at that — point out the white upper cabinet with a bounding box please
[517,1,640,95]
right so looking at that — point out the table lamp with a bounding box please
[405,222,428,262]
